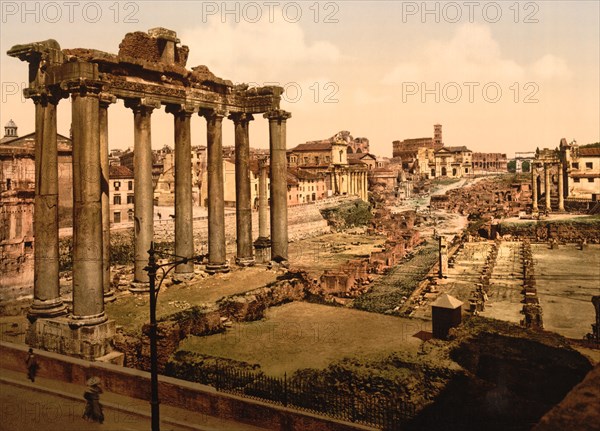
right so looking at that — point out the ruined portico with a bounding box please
[8,28,290,359]
[531,145,568,214]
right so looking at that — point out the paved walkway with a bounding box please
[0,368,267,431]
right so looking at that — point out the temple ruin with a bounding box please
[7,28,291,359]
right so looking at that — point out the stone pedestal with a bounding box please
[253,237,271,264]
[26,317,116,361]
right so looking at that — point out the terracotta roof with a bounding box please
[109,165,134,179]
[286,171,299,186]
[288,167,323,181]
[579,147,600,157]
[445,146,471,153]
[348,153,375,161]
[292,141,332,152]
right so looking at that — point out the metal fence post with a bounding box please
[283,372,288,407]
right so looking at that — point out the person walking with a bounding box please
[25,348,38,382]
[83,377,105,424]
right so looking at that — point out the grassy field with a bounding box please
[177,301,429,376]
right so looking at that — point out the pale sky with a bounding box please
[1,1,599,158]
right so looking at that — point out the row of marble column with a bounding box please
[531,162,565,212]
[28,84,291,326]
[348,171,368,201]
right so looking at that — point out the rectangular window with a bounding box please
[574,178,580,183]
[114,195,121,205]
[114,181,120,191]
[588,178,594,183]
[586,162,593,169]
[572,162,579,169]
[128,181,133,190]
[113,211,121,223]
[127,194,134,204]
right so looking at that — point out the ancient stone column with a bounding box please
[28,93,67,320]
[126,98,160,291]
[545,163,552,212]
[99,93,116,302]
[167,104,196,277]
[230,113,255,266]
[70,83,107,325]
[258,158,269,239]
[558,163,565,211]
[202,109,229,273]
[254,157,271,263]
[264,110,291,262]
[532,167,538,211]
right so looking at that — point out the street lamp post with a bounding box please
[145,242,204,431]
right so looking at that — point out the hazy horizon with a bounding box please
[1,1,599,158]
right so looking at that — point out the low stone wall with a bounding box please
[0,341,373,431]
[498,218,600,243]
[114,274,309,371]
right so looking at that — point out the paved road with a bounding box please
[0,383,155,431]
[0,368,268,431]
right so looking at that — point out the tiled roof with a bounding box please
[579,147,600,157]
[291,141,332,152]
[109,165,134,179]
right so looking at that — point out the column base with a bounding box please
[69,311,109,327]
[27,298,68,322]
[235,256,255,267]
[253,237,271,264]
[172,272,195,283]
[103,289,116,303]
[205,262,230,274]
[26,316,116,361]
[129,281,150,293]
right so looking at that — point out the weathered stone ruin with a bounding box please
[7,28,291,360]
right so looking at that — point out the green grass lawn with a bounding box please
[177,301,429,376]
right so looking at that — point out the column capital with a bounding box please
[263,109,291,122]
[61,79,105,98]
[228,112,254,124]
[258,156,269,169]
[99,92,117,109]
[166,102,197,117]
[199,107,228,120]
[124,97,161,114]
[27,88,64,106]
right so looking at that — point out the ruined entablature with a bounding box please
[7,28,283,114]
